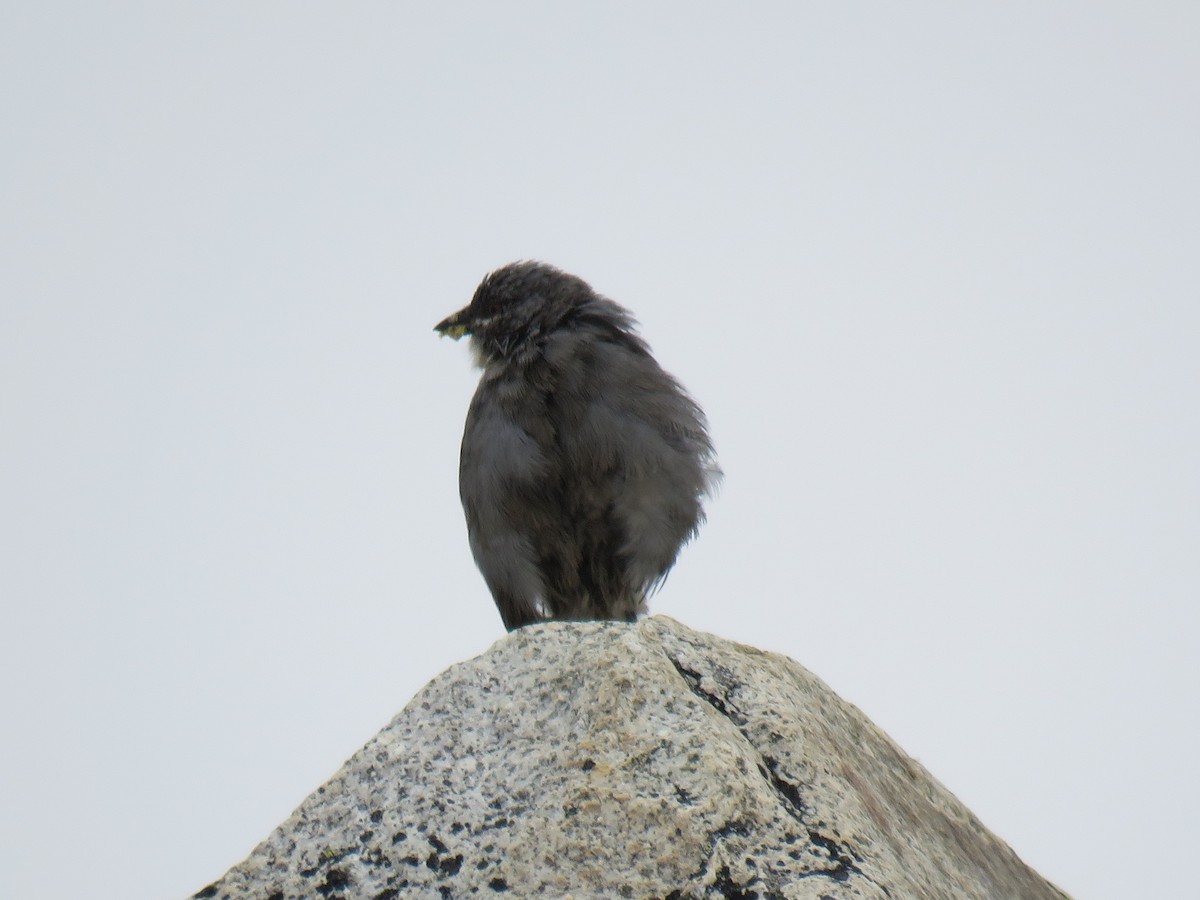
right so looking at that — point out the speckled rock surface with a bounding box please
[194,617,1068,899]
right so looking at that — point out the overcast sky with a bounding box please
[2,4,1197,898]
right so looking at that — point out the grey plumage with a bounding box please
[435,261,719,631]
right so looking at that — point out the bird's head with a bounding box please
[435,261,596,364]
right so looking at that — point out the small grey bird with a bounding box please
[435,261,719,631]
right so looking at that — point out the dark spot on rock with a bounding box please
[373,890,400,900]
[428,835,449,854]
[759,758,808,820]
[360,830,374,843]
[582,758,596,771]
[669,660,748,726]
[488,876,509,892]
[712,864,759,899]
[392,831,407,844]
[316,867,352,896]
[193,885,218,899]
[439,854,464,876]
[370,809,384,824]
[804,829,856,881]
[360,848,392,869]
[714,819,752,839]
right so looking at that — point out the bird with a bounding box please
[435,261,719,631]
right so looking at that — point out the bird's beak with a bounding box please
[434,308,471,340]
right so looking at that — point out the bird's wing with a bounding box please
[458,370,562,628]
[557,334,717,595]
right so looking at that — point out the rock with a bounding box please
[194,617,1069,899]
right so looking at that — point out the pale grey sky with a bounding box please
[2,4,1197,898]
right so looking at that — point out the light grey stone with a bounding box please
[194,617,1069,899]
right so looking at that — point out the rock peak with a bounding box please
[195,617,1069,899]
